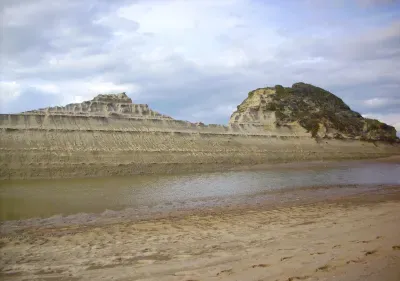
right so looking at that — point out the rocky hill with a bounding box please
[23,92,173,119]
[230,82,397,142]
[1,87,399,180]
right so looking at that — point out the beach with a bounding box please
[2,3,400,280]
[1,184,400,281]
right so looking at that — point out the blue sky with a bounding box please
[1,0,399,132]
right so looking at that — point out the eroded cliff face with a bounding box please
[23,92,173,119]
[230,83,398,142]
[229,87,308,136]
[1,89,399,179]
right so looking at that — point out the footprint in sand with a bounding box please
[34,268,65,275]
[346,258,365,264]
[346,250,378,264]
[316,264,333,272]
[392,245,400,250]
[281,256,293,261]
[216,269,233,276]
[251,264,269,268]
[287,276,310,281]
[353,238,380,244]
[173,271,199,278]
[364,250,378,256]
[310,252,325,255]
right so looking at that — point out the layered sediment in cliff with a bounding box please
[230,83,398,142]
[1,87,399,179]
[23,92,173,119]
[230,83,398,141]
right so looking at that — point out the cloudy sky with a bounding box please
[1,0,399,132]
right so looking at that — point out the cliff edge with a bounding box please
[230,82,397,142]
[23,92,173,119]
[1,85,399,180]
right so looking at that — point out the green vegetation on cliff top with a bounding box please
[243,82,397,142]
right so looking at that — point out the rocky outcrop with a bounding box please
[1,88,399,180]
[92,92,132,103]
[23,93,173,119]
[230,83,398,142]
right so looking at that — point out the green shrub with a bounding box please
[275,109,287,121]
[266,103,277,111]
[275,85,285,96]
[245,82,398,141]
[310,123,319,137]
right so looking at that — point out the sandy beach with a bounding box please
[1,186,400,281]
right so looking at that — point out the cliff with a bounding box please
[23,92,173,119]
[1,86,399,180]
[230,83,397,141]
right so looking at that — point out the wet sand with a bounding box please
[230,154,400,171]
[1,155,399,226]
[1,186,400,281]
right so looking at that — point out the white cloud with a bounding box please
[215,104,237,116]
[117,0,245,34]
[176,103,238,124]
[111,0,282,68]
[363,97,400,110]
[32,83,60,94]
[72,95,85,103]
[47,53,112,71]
[0,0,399,125]
[21,79,140,106]
[364,98,391,108]
[56,81,141,105]
[84,81,139,95]
[1,0,75,27]
[393,122,400,133]
[0,81,21,110]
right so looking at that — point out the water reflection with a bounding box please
[0,161,399,221]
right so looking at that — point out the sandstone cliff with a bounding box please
[1,87,399,180]
[23,92,173,119]
[230,83,398,141]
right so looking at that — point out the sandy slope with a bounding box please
[1,193,400,281]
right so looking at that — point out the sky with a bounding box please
[1,0,399,133]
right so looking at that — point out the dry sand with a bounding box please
[1,189,400,281]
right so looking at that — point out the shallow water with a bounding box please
[0,161,399,222]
